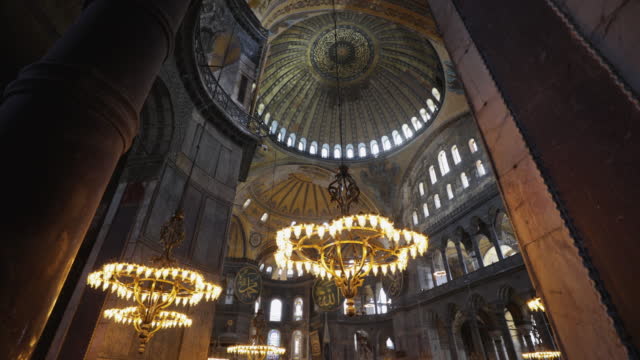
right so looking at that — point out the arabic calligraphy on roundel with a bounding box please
[234,266,262,304]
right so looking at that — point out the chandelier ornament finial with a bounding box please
[328,164,360,216]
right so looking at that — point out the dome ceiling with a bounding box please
[256,11,445,160]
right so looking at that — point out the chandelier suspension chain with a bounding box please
[331,0,344,165]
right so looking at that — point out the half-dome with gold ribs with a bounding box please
[256,11,444,160]
[274,214,428,315]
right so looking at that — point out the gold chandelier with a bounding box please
[275,167,428,316]
[527,297,545,312]
[87,210,223,353]
[522,351,562,359]
[227,311,286,360]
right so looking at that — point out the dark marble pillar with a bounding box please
[489,331,508,360]
[441,249,453,282]
[0,0,192,358]
[455,242,468,275]
[494,309,518,360]
[445,323,460,360]
[469,312,488,360]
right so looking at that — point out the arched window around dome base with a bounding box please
[420,108,430,122]
[321,144,330,158]
[411,117,422,131]
[438,150,450,175]
[432,88,441,101]
[429,165,437,184]
[381,136,391,151]
[270,121,278,134]
[392,130,403,146]
[370,140,380,155]
[287,133,296,147]
[298,138,307,151]
[402,124,413,139]
[346,144,354,159]
[358,143,367,158]
[418,182,425,196]
[309,141,318,155]
[333,144,342,159]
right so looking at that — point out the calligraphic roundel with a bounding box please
[312,279,342,311]
[234,266,262,304]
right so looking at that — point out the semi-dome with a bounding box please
[255,11,445,160]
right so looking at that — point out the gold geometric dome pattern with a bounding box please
[256,11,444,160]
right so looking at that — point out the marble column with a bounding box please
[469,312,488,360]
[446,323,460,360]
[494,309,518,360]
[472,237,484,269]
[455,242,469,275]
[442,249,453,282]
[0,0,192,358]
[516,323,535,353]
[489,331,508,360]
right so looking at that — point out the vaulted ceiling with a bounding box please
[256,11,445,159]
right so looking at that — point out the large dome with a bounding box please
[255,11,445,160]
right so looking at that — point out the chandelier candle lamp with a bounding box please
[275,166,428,316]
[87,210,223,353]
[227,311,286,360]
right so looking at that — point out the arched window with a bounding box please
[254,296,261,314]
[412,211,419,225]
[381,136,392,151]
[286,268,294,278]
[346,144,355,159]
[411,117,422,131]
[438,151,450,175]
[224,275,234,304]
[333,144,342,159]
[427,99,437,113]
[429,165,437,184]
[257,103,265,115]
[270,121,278,134]
[434,194,441,209]
[287,133,296,147]
[267,329,281,359]
[476,160,486,176]
[266,266,273,275]
[423,203,429,217]
[451,145,462,164]
[277,128,286,142]
[432,88,441,101]
[292,330,303,359]
[269,299,282,322]
[469,138,479,153]
[392,130,403,146]
[358,143,367,158]
[386,337,395,350]
[293,297,304,321]
[447,184,454,199]
[242,198,251,210]
[418,182,425,197]
[298,137,307,151]
[370,140,380,155]
[461,172,469,188]
[377,287,389,314]
[402,124,413,139]
[420,108,430,122]
[260,213,269,222]
[309,141,318,155]
[321,144,330,158]
[264,112,271,125]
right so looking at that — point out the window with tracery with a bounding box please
[358,143,367,158]
[382,136,391,151]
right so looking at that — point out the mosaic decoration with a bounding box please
[311,24,375,82]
